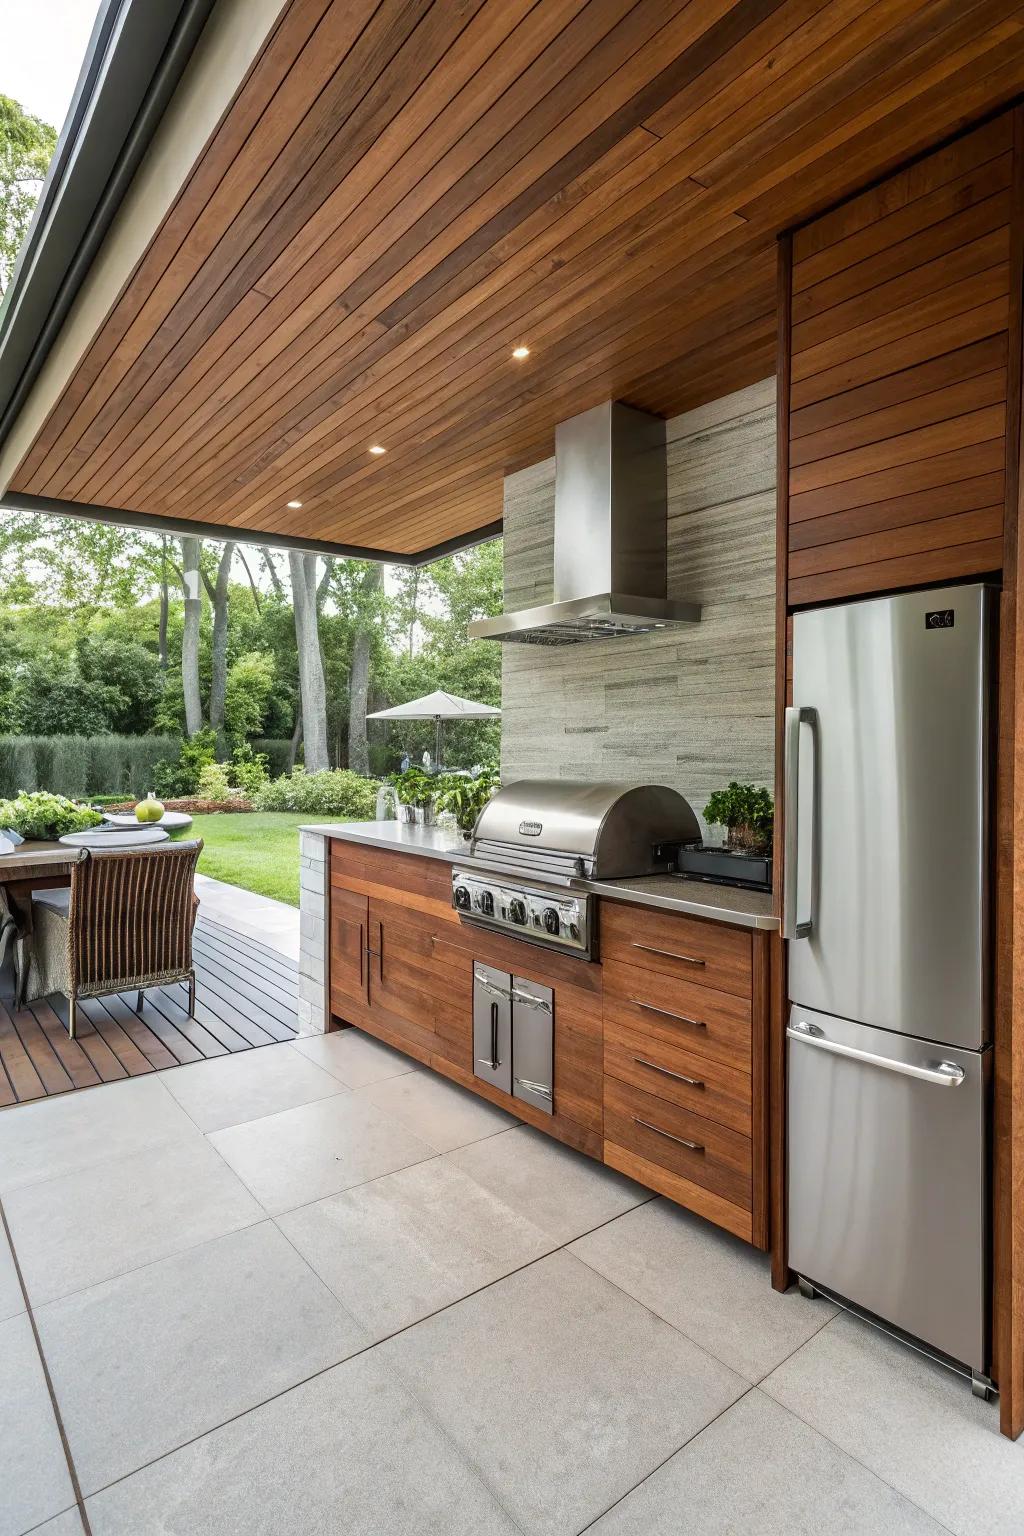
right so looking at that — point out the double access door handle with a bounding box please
[787,1022,965,1086]
[489,1001,500,1072]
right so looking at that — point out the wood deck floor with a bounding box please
[0,918,298,1107]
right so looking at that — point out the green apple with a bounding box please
[135,795,165,823]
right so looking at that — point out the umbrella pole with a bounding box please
[435,715,442,771]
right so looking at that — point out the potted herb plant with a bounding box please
[433,770,500,839]
[389,768,435,824]
[702,782,774,854]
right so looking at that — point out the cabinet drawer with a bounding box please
[600,902,751,996]
[604,1077,751,1211]
[604,1018,751,1135]
[603,959,750,1072]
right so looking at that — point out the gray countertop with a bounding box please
[301,821,779,931]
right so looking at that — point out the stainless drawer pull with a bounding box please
[634,1056,704,1088]
[632,942,706,967]
[633,1116,704,1153]
[632,999,705,1028]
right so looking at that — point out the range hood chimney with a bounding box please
[470,401,700,644]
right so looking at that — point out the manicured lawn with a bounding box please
[187,812,356,906]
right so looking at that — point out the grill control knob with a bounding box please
[508,898,527,925]
[542,908,560,936]
[454,886,471,911]
[479,890,495,917]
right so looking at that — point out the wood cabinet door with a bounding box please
[369,898,473,1069]
[330,886,368,1013]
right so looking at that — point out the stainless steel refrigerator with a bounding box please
[785,582,994,1380]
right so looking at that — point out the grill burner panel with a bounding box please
[452,869,590,956]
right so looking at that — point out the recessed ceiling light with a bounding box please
[287,499,303,509]
[369,444,387,455]
[512,345,530,360]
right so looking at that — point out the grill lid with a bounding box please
[471,778,700,880]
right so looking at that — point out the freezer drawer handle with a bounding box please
[632,998,705,1028]
[787,1023,965,1086]
[633,1116,704,1152]
[632,942,705,967]
[634,1056,704,1089]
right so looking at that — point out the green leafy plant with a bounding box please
[702,782,774,854]
[152,729,217,798]
[229,742,270,798]
[388,768,435,809]
[196,761,232,803]
[0,790,103,841]
[254,767,380,818]
[432,769,500,834]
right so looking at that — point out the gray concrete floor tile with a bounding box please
[85,1352,520,1535]
[0,1075,198,1194]
[355,1066,516,1152]
[587,1388,947,1534]
[763,1311,1024,1536]
[0,1313,74,1536]
[446,1124,651,1243]
[4,1134,263,1305]
[377,1249,746,1536]
[571,1198,835,1381]
[160,1041,347,1132]
[290,1027,417,1086]
[277,1157,557,1340]
[207,1090,438,1215]
[36,1221,368,1494]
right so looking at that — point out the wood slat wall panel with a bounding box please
[785,110,1013,604]
[9,2,1024,553]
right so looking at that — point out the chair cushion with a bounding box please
[32,888,70,917]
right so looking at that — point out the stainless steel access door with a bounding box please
[788,1006,989,1372]
[473,963,512,1095]
[511,976,554,1115]
[786,584,993,1049]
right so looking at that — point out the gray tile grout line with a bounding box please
[0,1193,93,1536]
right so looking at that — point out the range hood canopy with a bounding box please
[470,400,700,645]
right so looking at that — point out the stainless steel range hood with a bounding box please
[470,400,700,645]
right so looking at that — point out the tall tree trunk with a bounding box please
[207,542,234,735]
[348,563,383,777]
[158,537,169,674]
[288,550,329,773]
[407,566,420,657]
[180,536,204,736]
[286,712,303,772]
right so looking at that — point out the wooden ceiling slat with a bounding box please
[71,0,730,504]
[11,0,1024,554]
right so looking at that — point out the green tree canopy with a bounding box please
[0,94,57,297]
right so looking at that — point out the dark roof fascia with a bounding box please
[0,0,217,453]
[1,490,503,567]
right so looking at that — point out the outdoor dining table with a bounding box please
[0,841,86,1006]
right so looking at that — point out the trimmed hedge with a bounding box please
[0,734,181,800]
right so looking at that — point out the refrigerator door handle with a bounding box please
[783,705,819,940]
[787,1022,965,1086]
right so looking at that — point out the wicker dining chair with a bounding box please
[25,840,203,1039]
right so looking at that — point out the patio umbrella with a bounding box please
[366,689,500,769]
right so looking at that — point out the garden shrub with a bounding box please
[152,729,217,798]
[252,738,293,778]
[49,736,90,799]
[196,761,232,802]
[254,767,380,818]
[229,742,270,798]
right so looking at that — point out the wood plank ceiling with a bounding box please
[10,0,1024,556]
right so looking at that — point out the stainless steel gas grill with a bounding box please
[451,779,700,957]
